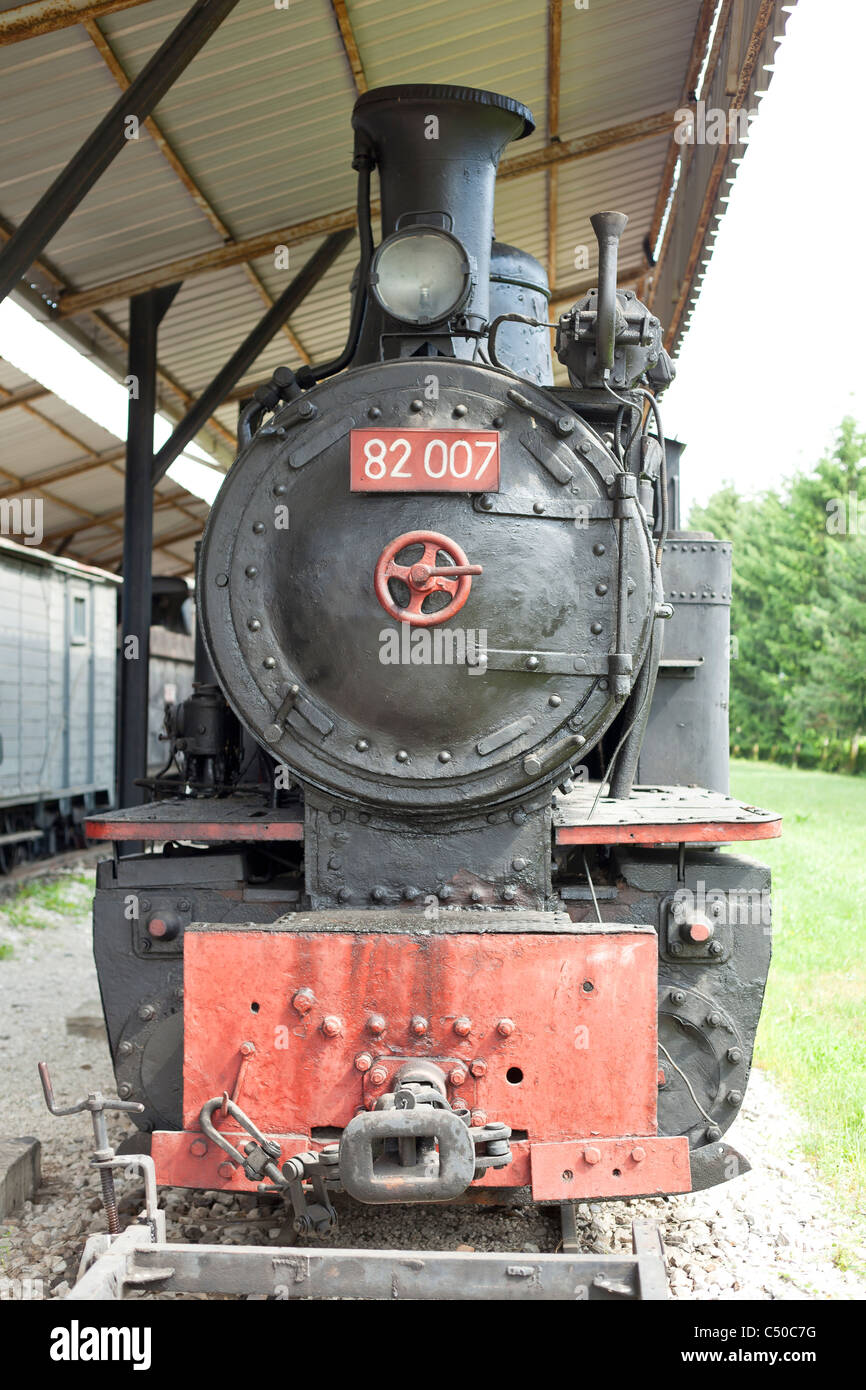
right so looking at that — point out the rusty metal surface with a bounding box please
[0,0,152,45]
[554,784,782,845]
[67,1218,669,1299]
[530,1134,691,1201]
[169,921,659,1188]
[85,794,303,841]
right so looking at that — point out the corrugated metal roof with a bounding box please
[0,0,797,574]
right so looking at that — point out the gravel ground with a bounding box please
[1,865,864,1301]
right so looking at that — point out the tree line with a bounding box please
[689,417,866,773]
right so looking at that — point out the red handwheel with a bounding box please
[374,530,483,628]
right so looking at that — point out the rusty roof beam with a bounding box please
[330,0,367,95]
[91,517,206,566]
[0,0,243,304]
[646,0,722,258]
[0,0,152,44]
[1,216,237,462]
[82,17,311,365]
[55,107,681,318]
[152,228,352,483]
[0,449,126,498]
[0,382,50,410]
[42,487,203,544]
[0,460,192,568]
[664,0,779,349]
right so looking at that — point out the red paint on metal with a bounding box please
[85,818,303,842]
[373,530,481,627]
[350,428,500,493]
[151,1129,534,1192]
[555,819,782,846]
[531,1136,691,1200]
[176,924,659,1146]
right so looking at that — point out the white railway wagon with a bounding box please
[0,537,119,869]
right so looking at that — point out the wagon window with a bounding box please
[71,593,88,643]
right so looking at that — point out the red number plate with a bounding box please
[350,429,500,493]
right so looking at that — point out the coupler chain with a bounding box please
[198,1081,513,1235]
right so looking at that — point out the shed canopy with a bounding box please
[0,0,793,575]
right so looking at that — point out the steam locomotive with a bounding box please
[86,85,778,1292]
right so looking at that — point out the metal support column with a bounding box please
[151,228,353,483]
[117,284,180,818]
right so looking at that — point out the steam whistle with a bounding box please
[555,208,672,393]
[589,211,628,376]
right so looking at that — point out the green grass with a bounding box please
[730,760,866,1213]
[0,869,94,951]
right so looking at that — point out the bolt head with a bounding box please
[706,1012,721,1028]
[685,914,713,943]
[497,1018,515,1037]
[469,1059,487,1079]
[583,1146,601,1165]
[371,886,387,902]
[118,1040,133,1057]
[669,989,686,1005]
[705,1125,722,1142]
[726,1089,743,1106]
[189,1138,208,1157]
[354,1052,373,1073]
[292,987,315,1015]
[726,1047,743,1064]
[239,1041,255,1057]
[449,1067,467,1086]
[217,1161,236,1180]
[367,1014,386,1035]
[502,885,517,902]
[369,1066,388,1086]
[118,1083,133,1099]
[631,1146,646,1163]
[470,1110,487,1128]
[322,1015,342,1037]
[453,1016,472,1037]
[709,940,724,956]
[410,1015,428,1036]
[137,1004,155,1022]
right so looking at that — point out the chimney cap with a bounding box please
[353,83,535,141]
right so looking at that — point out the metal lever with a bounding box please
[38,1061,145,1234]
[409,563,483,583]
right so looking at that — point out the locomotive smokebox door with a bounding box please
[199,363,661,812]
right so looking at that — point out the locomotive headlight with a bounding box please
[369,228,471,326]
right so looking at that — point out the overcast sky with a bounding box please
[662,0,865,520]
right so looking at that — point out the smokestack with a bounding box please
[352,84,533,344]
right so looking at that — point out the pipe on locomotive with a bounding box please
[590,210,628,376]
